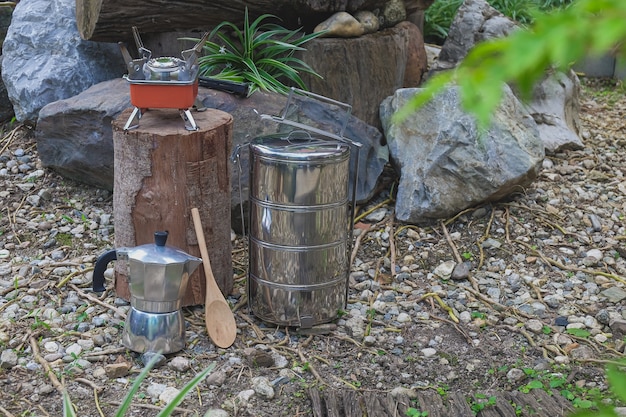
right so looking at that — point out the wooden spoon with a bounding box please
[191,208,237,348]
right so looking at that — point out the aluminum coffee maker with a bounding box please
[93,231,202,354]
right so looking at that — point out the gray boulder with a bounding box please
[524,70,584,153]
[433,0,582,153]
[1,0,124,124]
[35,79,131,190]
[380,85,544,224]
[434,0,517,71]
[200,89,388,208]
[0,56,13,123]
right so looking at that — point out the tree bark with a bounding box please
[111,107,233,307]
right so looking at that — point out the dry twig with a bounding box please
[29,336,64,393]
[69,284,128,319]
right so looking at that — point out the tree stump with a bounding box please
[111,107,233,307]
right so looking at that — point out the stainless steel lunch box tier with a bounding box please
[248,132,353,328]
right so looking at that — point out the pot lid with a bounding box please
[250,131,350,162]
[125,231,195,264]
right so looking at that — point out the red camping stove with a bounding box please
[119,27,209,131]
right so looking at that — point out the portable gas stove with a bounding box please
[119,27,210,131]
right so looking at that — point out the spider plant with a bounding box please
[63,353,216,417]
[194,8,325,96]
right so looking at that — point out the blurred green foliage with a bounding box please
[398,0,626,128]
[423,0,576,43]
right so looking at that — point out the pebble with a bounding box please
[159,387,181,404]
[169,356,191,372]
[421,348,437,358]
[601,287,626,303]
[433,260,456,279]
[251,376,275,399]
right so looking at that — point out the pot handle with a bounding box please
[92,249,117,293]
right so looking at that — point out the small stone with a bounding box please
[525,319,544,334]
[587,214,602,232]
[459,311,472,324]
[506,368,525,383]
[159,386,180,404]
[1,349,18,369]
[585,249,603,261]
[554,355,570,364]
[314,11,365,38]
[65,343,82,357]
[203,410,230,417]
[451,262,471,280]
[396,312,411,323]
[594,333,608,343]
[555,316,569,327]
[421,348,437,358]
[390,386,417,399]
[236,389,256,405]
[251,376,275,399]
[147,382,167,399]
[433,260,456,280]
[569,345,594,360]
[596,309,610,325]
[169,356,191,372]
[481,238,501,249]
[363,335,377,346]
[44,342,59,353]
[104,362,131,378]
[245,348,274,368]
[610,319,626,337]
[205,370,227,387]
[601,287,626,303]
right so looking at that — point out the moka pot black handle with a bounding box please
[92,249,117,293]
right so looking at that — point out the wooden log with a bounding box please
[342,390,365,417]
[111,107,233,307]
[416,390,447,417]
[75,0,393,42]
[308,387,325,417]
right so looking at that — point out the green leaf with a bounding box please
[63,390,77,417]
[606,361,626,403]
[114,353,163,416]
[566,328,591,338]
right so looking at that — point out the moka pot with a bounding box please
[92,231,202,354]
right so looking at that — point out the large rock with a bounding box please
[380,85,544,224]
[1,0,124,124]
[300,21,427,129]
[524,70,584,153]
[0,56,13,123]
[36,79,387,227]
[200,89,388,208]
[434,0,517,71]
[35,79,131,190]
[433,0,582,153]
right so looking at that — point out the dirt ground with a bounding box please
[0,77,625,417]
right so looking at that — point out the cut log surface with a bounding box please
[111,107,233,307]
[75,0,392,42]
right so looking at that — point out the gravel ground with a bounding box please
[1,78,626,417]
